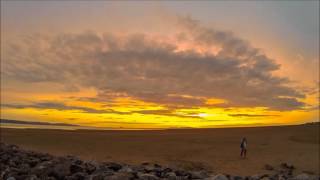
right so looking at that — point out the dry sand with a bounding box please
[1,124,319,176]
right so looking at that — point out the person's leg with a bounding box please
[240,148,244,157]
[244,149,247,158]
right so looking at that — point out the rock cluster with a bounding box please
[0,143,318,180]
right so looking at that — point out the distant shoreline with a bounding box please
[1,120,319,131]
[1,118,319,131]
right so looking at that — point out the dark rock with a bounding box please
[143,164,156,173]
[259,177,270,180]
[154,163,162,168]
[138,173,160,180]
[190,170,209,179]
[264,164,274,171]
[19,163,31,173]
[230,176,244,180]
[17,175,38,180]
[70,164,85,174]
[130,165,145,172]
[174,169,190,177]
[107,172,134,180]
[88,174,107,180]
[206,174,228,180]
[162,172,177,180]
[249,174,260,180]
[46,177,57,180]
[89,170,114,180]
[84,162,96,174]
[162,168,173,173]
[293,173,310,180]
[280,162,295,170]
[66,172,87,180]
[1,154,11,163]
[51,162,71,179]
[11,174,38,180]
[259,174,269,179]
[6,177,16,180]
[118,166,133,173]
[8,159,17,168]
[1,166,10,179]
[24,175,39,180]
[31,160,55,177]
[141,162,150,166]
[39,154,53,161]
[103,162,122,172]
[26,158,39,167]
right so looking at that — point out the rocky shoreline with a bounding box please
[0,143,318,180]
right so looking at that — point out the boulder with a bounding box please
[118,166,133,173]
[31,160,55,177]
[162,172,177,180]
[66,172,87,180]
[293,173,310,180]
[138,173,160,180]
[70,164,84,174]
[174,170,190,177]
[259,177,270,180]
[88,171,114,180]
[101,162,122,172]
[107,172,134,180]
[190,170,209,179]
[26,158,40,167]
[84,162,96,174]
[249,174,260,180]
[51,162,71,179]
[205,174,228,180]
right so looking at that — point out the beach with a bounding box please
[1,124,319,176]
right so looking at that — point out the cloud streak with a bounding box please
[228,114,279,117]
[0,119,79,127]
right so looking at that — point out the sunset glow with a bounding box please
[1,1,319,129]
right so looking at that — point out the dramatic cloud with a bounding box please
[2,17,305,111]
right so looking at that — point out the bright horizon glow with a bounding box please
[0,1,319,129]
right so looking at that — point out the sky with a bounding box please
[1,1,319,129]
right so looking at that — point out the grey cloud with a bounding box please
[2,18,306,111]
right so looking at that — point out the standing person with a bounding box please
[240,137,247,158]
